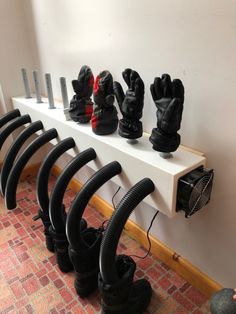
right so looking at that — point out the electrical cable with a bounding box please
[129,210,159,260]
[101,184,159,260]
[99,178,155,283]
[112,186,121,209]
[101,186,121,231]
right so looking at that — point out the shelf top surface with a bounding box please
[13,96,205,177]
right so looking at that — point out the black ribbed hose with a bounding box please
[48,148,96,273]
[99,178,155,284]
[0,115,31,152]
[36,137,76,215]
[49,148,97,233]
[66,161,122,250]
[0,121,44,196]
[5,128,58,209]
[35,137,75,253]
[0,109,21,129]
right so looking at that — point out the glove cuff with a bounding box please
[149,127,180,153]
[118,118,143,139]
[69,96,93,123]
[91,106,118,135]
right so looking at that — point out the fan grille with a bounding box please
[188,171,213,216]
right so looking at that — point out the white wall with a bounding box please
[0,0,48,164]
[22,0,236,287]
[0,0,39,108]
[0,0,37,160]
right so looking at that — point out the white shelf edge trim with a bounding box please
[12,96,206,218]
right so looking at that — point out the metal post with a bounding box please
[60,77,71,121]
[127,139,138,145]
[21,68,31,98]
[33,70,43,103]
[45,73,55,109]
[60,77,69,109]
[159,152,173,159]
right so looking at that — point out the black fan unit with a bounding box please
[176,166,214,218]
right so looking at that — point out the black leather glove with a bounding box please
[114,68,144,139]
[91,70,118,135]
[69,65,94,123]
[149,74,184,153]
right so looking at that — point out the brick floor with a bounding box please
[0,175,211,313]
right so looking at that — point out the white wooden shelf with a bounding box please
[12,96,206,217]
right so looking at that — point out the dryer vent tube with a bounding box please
[5,128,58,210]
[66,161,122,297]
[98,178,155,314]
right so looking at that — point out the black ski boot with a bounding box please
[33,209,54,252]
[69,227,103,298]
[50,227,74,273]
[51,217,88,273]
[98,255,152,314]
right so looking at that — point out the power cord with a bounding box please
[129,210,159,260]
[112,186,121,208]
[100,185,159,261]
[100,186,121,231]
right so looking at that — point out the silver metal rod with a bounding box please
[21,68,31,98]
[159,152,173,159]
[63,108,71,121]
[60,77,69,109]
[60,77,71,120]
[127,139,139,145]
[33,70,43,103]
[45,73,55,109]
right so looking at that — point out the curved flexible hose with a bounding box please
[99,178,155,284]
[0,115,31,152]
[35,138,75,254]
[0,109,21,129]
[66,161,122,250]
[0,121,44,195]
[36,137,75,214]
[5,128,58,209]
[49,148,97,233]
